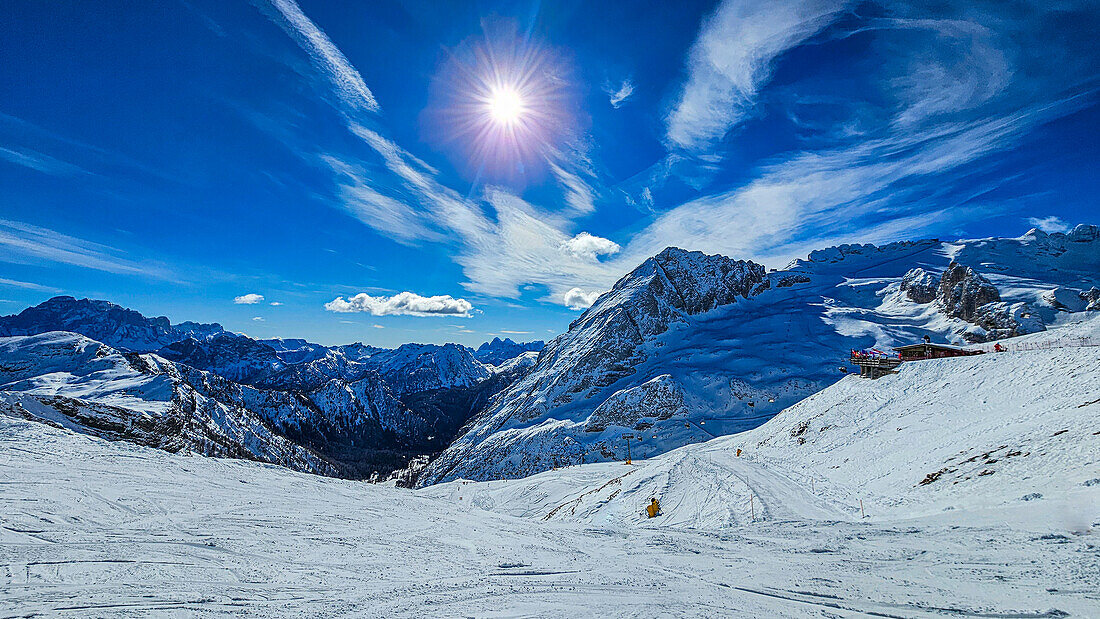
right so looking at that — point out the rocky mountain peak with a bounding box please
[936,262,1001,321]
[0,296,224,351]
[474,337,544,366]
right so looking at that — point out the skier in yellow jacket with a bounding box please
[646,498,661,518]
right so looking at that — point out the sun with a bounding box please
[487,87,525,125]
[424,24,574,180]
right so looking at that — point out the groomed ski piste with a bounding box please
[3,316,1098,617]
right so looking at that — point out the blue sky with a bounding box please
[1,0,1097,347]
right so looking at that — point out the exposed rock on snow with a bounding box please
[1081,287,1100,311]
[0,332,336,475]
[0,297,507,478]
[366,343,490,395]
[896,262,1047,342]
[899,267,938,303]
[585,374,688,433]
[936,262,1002,322]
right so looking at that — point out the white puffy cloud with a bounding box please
[1027,216,1070,234]
[252,316,265,322]
[561,232,621,261]
[234,293,265,304]
[269,301,283,306]
[563,287,602,310]
[324,291,474,317]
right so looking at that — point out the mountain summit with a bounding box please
[419,227,1100,485]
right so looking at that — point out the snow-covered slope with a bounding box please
[2,327,1097,616]
[0,297,506,477]
[422,226,1100,485]
[435,314,1099,531]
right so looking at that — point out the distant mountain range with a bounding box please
[2,225,1097,486]
[419,225,1100,485]
[0,296,543,481]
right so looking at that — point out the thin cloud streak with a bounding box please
[263,0,380,112]
[0,218,176,280]
[0,277,62,293]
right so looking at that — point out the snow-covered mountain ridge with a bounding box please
[0,298,544,479]
[421,225,1100,485]
[0,295,226,351]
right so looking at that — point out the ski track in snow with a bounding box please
[3,321,1100,616]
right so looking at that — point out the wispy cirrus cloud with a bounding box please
[639,0,1099,266]
[604,79,635,109]
[0,277,62,293]
[325,291,474,317]
[0,218,175,279]
[666,0,850,150]
[0,145,88,176]
[255,3,620,308]
[262,0,379,112]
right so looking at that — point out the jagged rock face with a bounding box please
[0,332,475,478]
[584,375,687,433]
[968,302,1045,342]
[158,334,289,385]
[537,248,766,416]
[936,262,1001,322]
[474,337,544,366]
[898,263,1045,342]
[1081,287,1100,311]
[0,298,505,480]
[419,248,768,485]
[0,296,224,352]
[900,268,939,303]
[1067,223,1099,243]
[367,344,491,396]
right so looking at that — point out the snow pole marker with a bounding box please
[860,499,865,518]
[750,495,754,521]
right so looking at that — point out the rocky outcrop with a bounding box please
[1081,287,1100,311]
[899,263,1045,342]
[900,268,939,303]
[584,375,688,433]
[936,263,1002,322]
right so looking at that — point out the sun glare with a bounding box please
[487,87,525,125]
[425,23,573,180]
